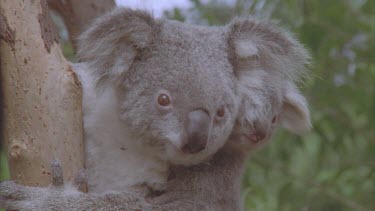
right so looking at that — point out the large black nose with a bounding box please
[182,109,210,154]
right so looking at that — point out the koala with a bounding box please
[74,7,241,193]
[0,7,311,211]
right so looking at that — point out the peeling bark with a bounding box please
[38,0,60,52]
[0,0,84,187]
[0,11,15,51]
[47,0,115,49]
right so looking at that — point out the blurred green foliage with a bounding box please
[166,0,375,210]
[1,0,373,210]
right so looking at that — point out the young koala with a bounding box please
[0,7,311,210]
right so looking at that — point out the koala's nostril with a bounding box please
[182,130,208,154]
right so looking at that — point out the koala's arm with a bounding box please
[0,161,192,211]
[0,182,148,210]
[0,161,151,211]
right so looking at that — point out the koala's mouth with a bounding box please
[167,140,208,155]
[166,143,211,166]
[243,132,266,144]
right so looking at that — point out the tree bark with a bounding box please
[0,0,84,187]
[47,0,116,49]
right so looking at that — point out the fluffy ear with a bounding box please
[227,17,310,81]
[77,7,159,86]
[280,83,311,134]
[228,17,312,134]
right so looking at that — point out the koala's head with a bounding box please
[77,8,240,165]
[77,8,311,165]
[227,18,312,151]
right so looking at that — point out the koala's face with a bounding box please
[117,22,239,165]
[230,106,282,152]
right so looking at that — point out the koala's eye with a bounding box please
[216,107,225,117]
[157,94,171,106]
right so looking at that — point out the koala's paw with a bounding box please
[0,178,51,210]
[0,180,21,209]
[0,160,86,210]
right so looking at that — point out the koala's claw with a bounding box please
[51,159,64,186]
[73,168,88,191]
[51,159,87,190]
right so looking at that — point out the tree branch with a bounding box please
[47,0,116,49]
[0,0,84,187]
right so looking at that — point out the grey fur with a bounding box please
[0,7,311,211]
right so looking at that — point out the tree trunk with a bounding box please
[47,0,116,49]
[0,0,84,187]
